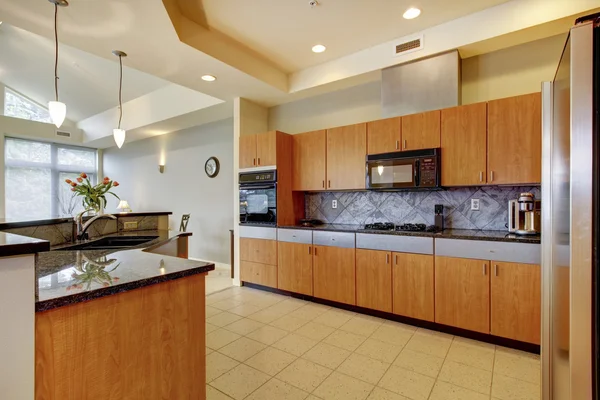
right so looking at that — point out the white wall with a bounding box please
[103,118,234,264]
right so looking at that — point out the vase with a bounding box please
[90,198,105,216]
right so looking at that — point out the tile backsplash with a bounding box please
[305,186,541,230]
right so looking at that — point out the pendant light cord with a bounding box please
[54,4,59,102]
[118,54,123,129]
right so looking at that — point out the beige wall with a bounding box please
[462,33,566,104]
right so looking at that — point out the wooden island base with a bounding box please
[35,273,206,400]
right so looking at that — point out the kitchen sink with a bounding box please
[57,236,159,251]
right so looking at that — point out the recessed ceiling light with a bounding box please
[201,75,216,82]
[312,44,326,53]
[403,7,421,19]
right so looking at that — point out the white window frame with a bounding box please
[4,137,98,218]
[3,87,52,124]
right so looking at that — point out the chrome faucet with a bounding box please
[74,209,117,241]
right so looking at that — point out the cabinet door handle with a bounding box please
[328,180,331,188]
[396,140,399,150]
[314,247,317,256]
[253,158,256,166]
[395,254,398,264]
[322,180,325,188]
[386,254,390,264]
[490,171,494,182]
[479,171,483,182]
[494,264,498,276]
[483,264,487,275]
[403,139,407,149]
[309,246,312,255]
[258,157,261,166]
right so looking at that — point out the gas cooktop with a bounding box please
[364,222,441,233]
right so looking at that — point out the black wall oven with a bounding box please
[366,148,441,190]
[239,170,277,226]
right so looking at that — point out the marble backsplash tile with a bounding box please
[305,186,541,230]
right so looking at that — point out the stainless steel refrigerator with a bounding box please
[541,13,599,400]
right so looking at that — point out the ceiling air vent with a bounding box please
[393,35,424,57]
[56,130,71,138]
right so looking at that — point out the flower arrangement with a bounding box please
[65,173,120,213]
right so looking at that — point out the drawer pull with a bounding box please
[253,158,256,166]
[483,264,487,275]
[395,254,398,264]
[386,253,390,264]
[396,140,399,150]
[479,171,483,182]
[494,264,498,276]
[403,139,407,149]
[309,246,312,255]
[314,247,318,256]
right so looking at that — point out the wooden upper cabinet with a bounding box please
[326,123,367,190]
[392,252,434,322]
[278,241,313,296]
[313,245,356,305]
[441,103,488,186]
[239,134,257,169]
[256,131,277,167]
[487,92,542,184]
[435,256,490,334]
[292,130,327,191]
[491,262,541,344]
[401,110,441,151]
[367,117,401,155]
[356,249,392,313]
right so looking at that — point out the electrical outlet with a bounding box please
[123,221,138,230]
[471,199,480,211]
[332,200,338,209]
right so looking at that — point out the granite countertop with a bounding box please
[0,211,173,230]
[277,224,541,244]
[0,232,50,257]
[36,230,214,312]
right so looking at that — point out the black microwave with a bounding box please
[365,148,441,190]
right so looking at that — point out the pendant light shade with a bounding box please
[48,0,68,128]
[113,128,126,149]
[48,101,66,128]
[112,50,127,148]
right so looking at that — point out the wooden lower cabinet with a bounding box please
[435,256,490,333]
[278,241,313,296]
[240,238,277,265]
[240,261,277,288]
[491,262,541,344]
[313,245,356,305]
[393,253,434,322]
[356,249,392,312]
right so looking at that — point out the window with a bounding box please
[3,88,52,124]
[4,138,97,219]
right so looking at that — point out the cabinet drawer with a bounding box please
[240,238,277,265]
[435,238,540,264]
[277,229,313,244]
[240,261,277,288]
[239,226,277,240]
[313,231,355,248]
[356,233,433,255]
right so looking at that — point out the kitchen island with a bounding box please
[33,230,214,400]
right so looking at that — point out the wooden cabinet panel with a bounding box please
[240,238,277,265]
[292,130,327,191]
[491,262,541,344]
[239,134,257,169]
[392,253,434,322]
[313,245,356,305]
[356,249,392,312]
[435,256,490,333]
[256,131,277,167]
[278,242,313,296]
[367,117,401,155]
[240,261,277,288]
[441,103,488,186]
[488,92,542,184]
[327,123,367,190]
[401,110,441,150]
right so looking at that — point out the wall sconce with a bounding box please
[159,164,165,173]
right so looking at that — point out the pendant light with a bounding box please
[48,0,68,128]
[112,50,127,148]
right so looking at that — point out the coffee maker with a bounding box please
[508,192,541,235]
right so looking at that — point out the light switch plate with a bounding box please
[471,199,480,211]
[123,221,138,230]
[332,200,338,209]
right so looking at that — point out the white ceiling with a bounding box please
[0,23,168,122]
[201,0,512,72]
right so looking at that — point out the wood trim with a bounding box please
[275,131,302,225]
[35,274,206,400]
[240,238,277,265]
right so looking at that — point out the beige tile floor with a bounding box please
[205,286,541,400]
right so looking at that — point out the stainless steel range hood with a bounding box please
[381,50,461,118]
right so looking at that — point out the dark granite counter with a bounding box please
[0,211,172,230]
[277,224,541,244]
[36,230,214,312]
[0,232,50,257]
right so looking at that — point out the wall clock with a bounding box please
[205,157,220,178]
